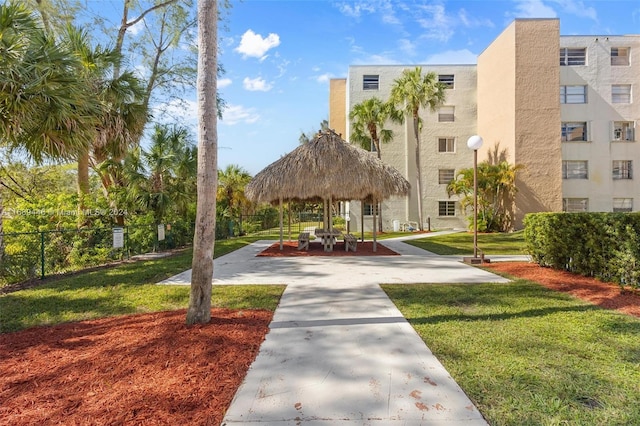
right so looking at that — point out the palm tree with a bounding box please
[349,97,399,229]
[62,25,147,222]
[217,164,252,220]
[188,0,218,325]
[447,161,523,232]
[123,124,195,225]
[0,1,98,259]
[349,98,398,158]
[389,67,447,231]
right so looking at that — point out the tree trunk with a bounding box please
[0,188,5,263]
[413,117,424,231]
[187,0,218,325]
[77,149,90,226]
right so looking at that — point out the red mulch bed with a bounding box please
[1,262,638,425]
[257,240,399,257]
[0,309,272,426]
[485,262,640,318]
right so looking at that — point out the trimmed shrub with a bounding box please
[524,212,640,290]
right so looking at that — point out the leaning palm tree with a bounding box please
[349,97,399,230]
[62,25,147,223]
[389,67,446,231]
[0,1,98,259]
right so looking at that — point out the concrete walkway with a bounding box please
[159,235,520,425]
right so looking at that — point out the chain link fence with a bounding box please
[1,210,340,286]
[217,211,327,239]
[1,222,194,285]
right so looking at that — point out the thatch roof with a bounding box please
[246,130,410,203]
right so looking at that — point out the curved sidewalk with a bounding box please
[160,236,514,425]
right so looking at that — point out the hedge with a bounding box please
[523,212,640,291]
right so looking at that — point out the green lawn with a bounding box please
[383,280,640,426]
[406,230,527,255]
[0,238,284,333]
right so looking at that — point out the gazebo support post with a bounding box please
[323,199,328,230]
[360,200,364,242]
[372,198,377,252]
[329,195,334,251]
[279,197,284,251]
[287,202,291,242]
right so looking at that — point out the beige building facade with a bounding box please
[330,19,640,232]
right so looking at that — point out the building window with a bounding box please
[563,198,589,212]
[612,121,635,141]
[363,203,379,215]
[560,47,586,65]
[560,85,587,104]
[438,106,454,122]
[438,201,456,216]
[561,122,588,142]
[438,137,455,153]
[363,75,379,90]
[438,169,455,184]
[438,74,454,89]
[613,198,633,212]
[611,47,630,66]
[562,161,588,179]
[612,84,631,103]
[613,160,633,180]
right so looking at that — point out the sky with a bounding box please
[88,1,640,176]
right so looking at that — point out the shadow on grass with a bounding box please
[408,304,603,325]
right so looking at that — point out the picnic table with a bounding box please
[314,228,343,252]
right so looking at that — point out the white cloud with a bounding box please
[128,19,145,36]
[235,29,280,60]
[152,99,198,130]
[510,0,557,18]
[276,59,290,78]
[379,1,401,26]
[458,8,495,29]
[336,1,376,18]
[352,54,401,65]
[316,73,334,83]
[221,104,260,125]
[217,78,232,89]
[243,77,273,92]
[398,39,417,57]
[423,49,478,65]
[336,0,401,27]
[550,0,597,21]
[416,4,455,42]
[155,100,259,127]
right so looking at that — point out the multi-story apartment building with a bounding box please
[330,19,640,232]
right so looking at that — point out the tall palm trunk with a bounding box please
[0,189,5,262]
[413,115,424,231]
[187,0,218,325]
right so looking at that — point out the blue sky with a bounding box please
[146,1,640,175]
[212,0,640,176]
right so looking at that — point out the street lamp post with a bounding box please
[466,135,483,263]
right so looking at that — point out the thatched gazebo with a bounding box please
[246,129,410,251]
